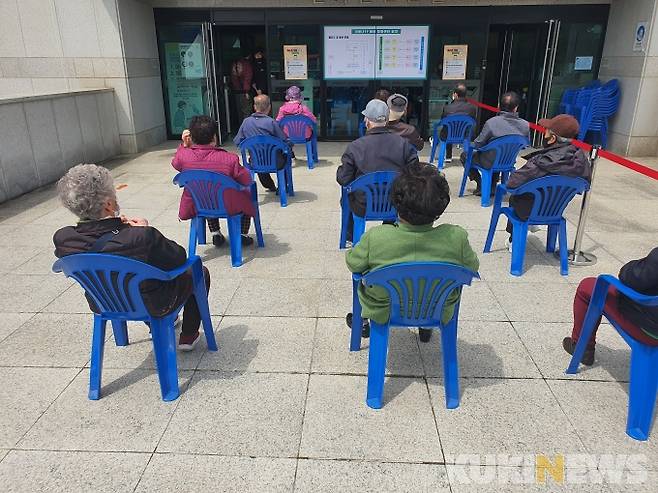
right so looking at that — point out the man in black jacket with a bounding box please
[440,83,477,162]
[504,114,591,247]
[387,93,424,151]
[563,248,658,365]
[53,164,210,351]
[337,99,419,242]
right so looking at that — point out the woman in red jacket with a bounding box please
[172,116,255,247]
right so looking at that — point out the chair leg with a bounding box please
[306,141,314,169]
[287,166,295,196]
[150,316,180,402]
[480,170,492,207]
[227,215,243,268]
[429,139,437,164]
[440,321,460,409]
[366,321,390,409]
[558,220,569,276]
[276,170,288,207]
[458,163,470,198]
[510,221,529,276]
[111,320,129,346]
[626,345,658,440]
[192,260,218,352]
[546,224,558,253]
[352,215,366,246]
[197,217,207,245]
[566,279,608,374]
[188,218,198,256]
[254,208,265,248]
[89,316,107,400]
[437,142,446,170]
[312,138,319,162]
[339,194,350,249]
[483,205,501,253]
[350,277,362,352]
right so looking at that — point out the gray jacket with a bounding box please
[473,111,529,168]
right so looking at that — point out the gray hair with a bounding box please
[254,94,271,113]
[365,117,387,128]
[57,164,116,220]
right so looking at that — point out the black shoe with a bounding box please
[418,328,432,343]
[212,233,226,247]
[241,235,254,246]
[562,337,595,366]
[346,313,370,338]
[266,186,277,193]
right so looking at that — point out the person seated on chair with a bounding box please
[563,247,658,366]
[275,85,317,140]
[234,94,293,193]
[460,91,529,196]
[344,163,480,343]
[387,93,424,151]
[373,87,392,102]
[173,115,256,248]
[53,164,211,351]
[440,83,478,163]
[336,99,419,243]
[503,114,591,252]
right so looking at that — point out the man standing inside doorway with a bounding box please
[231,52,254,125]
[252,48,268,96]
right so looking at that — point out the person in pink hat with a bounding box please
[275,86,317,140]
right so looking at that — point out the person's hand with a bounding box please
[181,129,191,148]
[122,216,149,227]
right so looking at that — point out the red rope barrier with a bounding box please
[466,98,658,181]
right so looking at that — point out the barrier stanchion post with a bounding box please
[566,144,600,266]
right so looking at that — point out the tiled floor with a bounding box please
[0,142,656,492]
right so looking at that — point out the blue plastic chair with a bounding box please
[459,134,529,207]
[173,170,264,268]
[52,254,217,401]
[278,115,319,169]
[484,176,589,276]
[339,171,399,249]
[566,275,658,441]
[239,135,294,207]
[358,119,367,137]
[429,115,476,169]
[350,262,479,409]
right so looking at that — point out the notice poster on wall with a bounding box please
[284,45,308,80]
[323,26,429,80]
[165,42,206,134]
[442,45,468,80]
[633,22,648,52]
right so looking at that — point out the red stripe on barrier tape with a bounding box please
[466,98,658,181]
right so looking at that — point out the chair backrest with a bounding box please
[358,119,367,137]
[346,171,399,220]
[173,170,242,218]
[279,115,316,144]
[477,134,529,171]
[510,175,590,223]
[52,254,171,320]
[239,135,291,173]
[433,114,477,144]
[363,262,479,327]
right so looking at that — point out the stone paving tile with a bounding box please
[312,317,424,376]
[19,369,191,452]
[207,277,242,316]
[420,321,541,379]
[0,246,43,273]
[41,283,92,314]
[226,278,320,317]
[0,312,35,343]
[0,367,78,448]
[0,450,150,493]
[0,450,6,462]
[300,374,442,462]
[198,316,315,372]
[294,458,451,492]
[13,248,60,275]
[317,279,357,317]
[0,274,71,313]
[158,372,307,457]
[458,281,509,321]
[428,378,586,462]
[135,454,297,492]
[488,282,576,323]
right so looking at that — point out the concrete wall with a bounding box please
[0,0,166,155]
[600,0,658,156]
[0,89,120,203]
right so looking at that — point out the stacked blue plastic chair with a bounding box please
[358,119,367,137]
[239,135,294,207]
[278,115,319,169]
[459,134,529,207]
[566,275,658,441]
[350,262,478,408]
[429,114,477,169]
[577,79,620,148]
[173,170,264,267]
[339,171,399,249]
[483,176,589,276]
[52,254,217,401]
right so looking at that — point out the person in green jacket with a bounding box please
[345,162,480,342]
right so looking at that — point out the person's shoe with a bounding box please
[241,235,254,246]
[344,240,353,249]
[418,328,432,343]
[212,233,226,247]
[179,332,200,352]
[444,157,453,164]
[346,313,370,338]
[266,186,278,193]
[505,237,513,253]
[473,185,482,196]
[562,337,595,366]
[528,225,541,233]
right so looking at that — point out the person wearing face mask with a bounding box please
[53,164,212,351]
[252,48,268,96]
[503,114,591,250]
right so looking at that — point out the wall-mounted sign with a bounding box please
[284,44,308,80]
[633,22,648,52]
[574,56,594,71]
[442,44,468,80]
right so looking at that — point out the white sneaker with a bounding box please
[174,314,183,328]
[505,237,513,253]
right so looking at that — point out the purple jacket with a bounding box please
[276,101,317,139]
